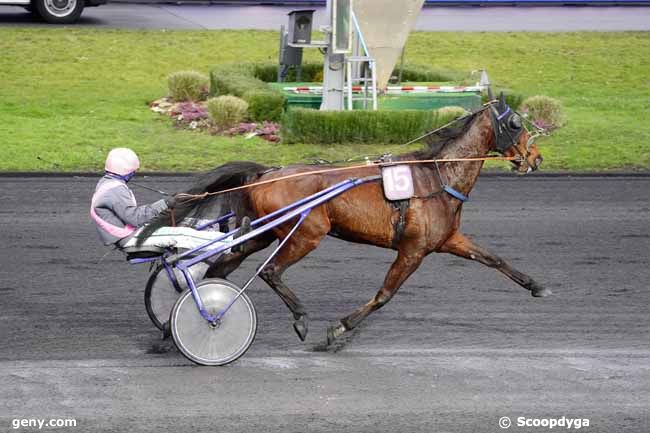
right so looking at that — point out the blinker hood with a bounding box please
[490,93,525,153]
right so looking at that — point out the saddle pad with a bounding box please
[382,165,414,201]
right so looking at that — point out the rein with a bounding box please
[176,155,518,203]
[175,100,538,204]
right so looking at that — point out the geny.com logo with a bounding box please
[12,418,77,430]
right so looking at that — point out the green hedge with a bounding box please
[252,63,324,83]
[210,63,286,122]
[209,62,469,122]
[282,108,464,144]
[395,64,461,83]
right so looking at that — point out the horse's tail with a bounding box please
[136,161,269,244]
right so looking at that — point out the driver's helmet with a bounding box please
[105,148,140,176]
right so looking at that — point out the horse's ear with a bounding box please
[487,86,495,102]
[498,92,506,110]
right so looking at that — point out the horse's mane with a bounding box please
[402,108,484,161]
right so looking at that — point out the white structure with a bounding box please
[318,0,425,111]
[354,0,425,90]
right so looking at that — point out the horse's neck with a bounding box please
[438,112,494,198]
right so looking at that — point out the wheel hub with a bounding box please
[44,0,76,17]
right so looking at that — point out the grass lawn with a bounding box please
[0,29,648,172]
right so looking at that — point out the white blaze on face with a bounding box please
[353,0,425,90]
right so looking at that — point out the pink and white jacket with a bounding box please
[90,176,168,245]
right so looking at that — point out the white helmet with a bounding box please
[105,148,140,176]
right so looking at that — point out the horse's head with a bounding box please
[489,93,543,175]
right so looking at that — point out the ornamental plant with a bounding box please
[173,101,208,122]
[520,95,565,131]
[207,95,249,128]
[436,106,468,120]
[168,71,209,102]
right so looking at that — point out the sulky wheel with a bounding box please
[144,262,209,331]
[170,279,257,366]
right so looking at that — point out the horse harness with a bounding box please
[387,98,526,247]
[387,162,467,248]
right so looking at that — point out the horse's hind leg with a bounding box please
[328,249,425,345]
[259,221,330,341]
[440,231,551,297]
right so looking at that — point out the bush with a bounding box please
[436,106,468,120]
[206,95,249,128]
[395,65,460,83]
[243,90,286,122]
[210,63,287,122]
[520,95,565,131]
[251,63,324,83]
[168,71,209,102]
[282,108,462,145]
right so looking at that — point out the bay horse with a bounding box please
[146,94,549,345]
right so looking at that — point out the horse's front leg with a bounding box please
[439,231,551,297]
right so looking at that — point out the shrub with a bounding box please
[243,90,286,122]
[520,95,565,131]
[251,63,324,83]
[504,92,525,111]
[436,106,468,120]
[282,108,460,145]
[207,95,249,128]
[211,64,266,96]
[396,65,460,83]
[210,63,287,122]
[168,71,209,102]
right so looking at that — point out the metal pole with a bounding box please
[321,0,346,110]
[278,25,285,83]
[347,60,353,110]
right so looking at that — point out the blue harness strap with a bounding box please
[433,161,469,203]
[443,185,469,202]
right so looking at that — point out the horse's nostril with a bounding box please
[535,157,543,167]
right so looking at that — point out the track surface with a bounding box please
[1,175,649,432]
[1,4,650,30]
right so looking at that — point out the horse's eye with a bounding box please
[509,114,522,129]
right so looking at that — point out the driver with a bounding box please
[90,147,251,251]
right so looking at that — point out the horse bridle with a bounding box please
[487,97,547,168]
[488,99,525,154]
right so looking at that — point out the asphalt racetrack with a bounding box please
[1,175,649,432]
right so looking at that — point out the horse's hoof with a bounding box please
[293,318,308,342]
[531,287,552,297]
[161,321,172,340]
[326,323,346,346]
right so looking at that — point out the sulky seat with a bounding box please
[122,245,168,261]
